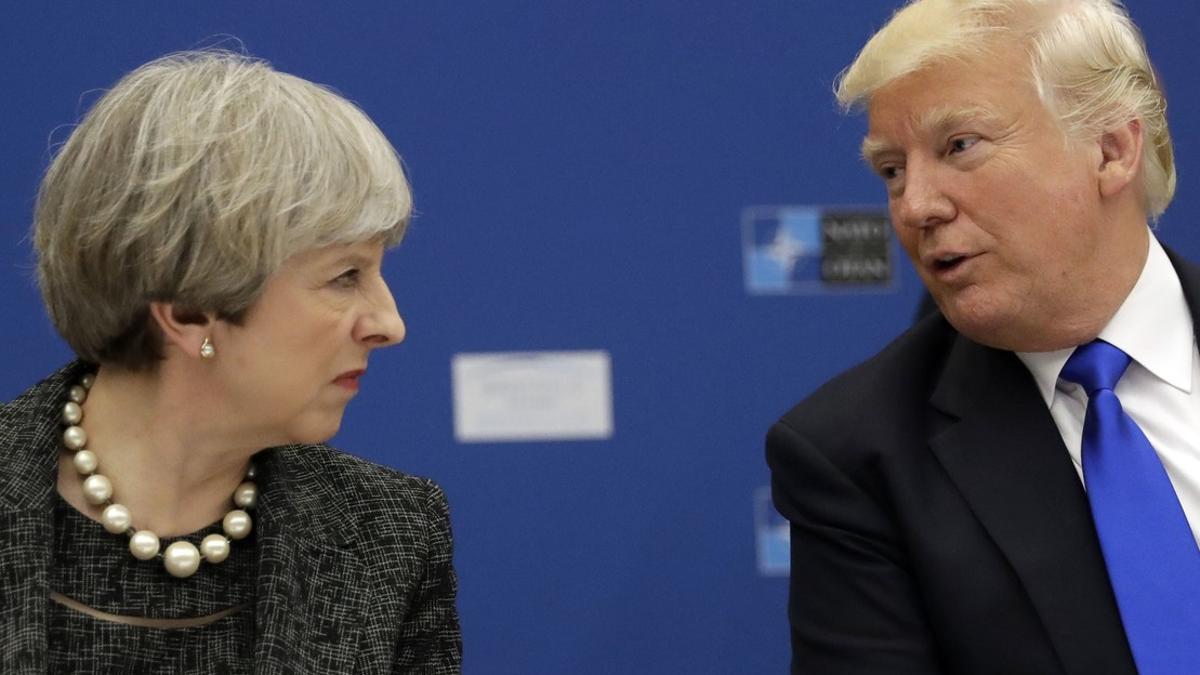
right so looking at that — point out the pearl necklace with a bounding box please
[60,373,257,578]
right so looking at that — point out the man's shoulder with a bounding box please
[776,312,958,445]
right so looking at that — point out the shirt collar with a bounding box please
[1016,231,1193,405]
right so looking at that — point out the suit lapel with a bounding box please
[1165,247,1200,345]
[252,447,366,674]
[928,337,1137,675]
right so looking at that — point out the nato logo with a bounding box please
[755,487,790,577]
[742,206,893,294]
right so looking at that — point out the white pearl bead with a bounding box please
[200,534,231,563]
[245,463,258,479]
[82,474,112,504]
[62,425,87,450]
[163,541,201,578]
[233,481,258,509]
[129,530,160,560]
[101,504,132,534]
[68,385,87,404]
[223,509,252,540]
[73,450,98,475]
[80,373,95,390]
[62,402,82,425]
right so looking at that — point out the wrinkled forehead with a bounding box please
[860,47,1041,152]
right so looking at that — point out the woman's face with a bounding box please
[211,239,405,445]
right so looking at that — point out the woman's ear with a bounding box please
[148,302,215,360]
[1097,118,1144,200]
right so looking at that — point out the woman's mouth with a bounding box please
[333,369,365,391]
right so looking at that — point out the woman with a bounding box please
[0,51,461,673]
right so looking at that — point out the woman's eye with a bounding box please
[332,269,360,288]
[949,136,980,154]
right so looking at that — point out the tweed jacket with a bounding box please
[0,362,462,674]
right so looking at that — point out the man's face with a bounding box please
[865,43,1124,351]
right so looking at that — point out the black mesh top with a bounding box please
[48,492,257,674]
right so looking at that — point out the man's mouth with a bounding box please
[933,254,967,272]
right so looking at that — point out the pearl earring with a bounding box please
[199,337,216,360]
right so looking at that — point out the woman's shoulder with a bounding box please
[0,362,85,417]
[277,443,441,493]
[261,443,450,534]
[0,364,88,504]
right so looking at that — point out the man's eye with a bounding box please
[878,165,904,181]
[948,136,980,154]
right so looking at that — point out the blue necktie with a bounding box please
[1061,339,1200,673]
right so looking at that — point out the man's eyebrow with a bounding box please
[861,105,1000,165]
[861,137,893,166]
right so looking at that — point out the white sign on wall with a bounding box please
[451,350,614,443]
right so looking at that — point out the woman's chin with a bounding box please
[282,416,344,447]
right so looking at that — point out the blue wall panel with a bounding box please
[2,2,1196,672]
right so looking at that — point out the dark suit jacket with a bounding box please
[766,251,1200,674]
[0,362,462,674]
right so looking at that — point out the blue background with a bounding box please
[2,2,1197,672]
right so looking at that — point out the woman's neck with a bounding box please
[56,364,260,537]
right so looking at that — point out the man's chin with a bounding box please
[942,304,1075,353]
[938,295,1020,350]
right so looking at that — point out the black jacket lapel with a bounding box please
[252,447,366,674]
[928,337,1137,674]
[1165,247,1200,344]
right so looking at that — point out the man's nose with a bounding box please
[894,158,956,229]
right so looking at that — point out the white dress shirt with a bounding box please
[1016,233,1200,544]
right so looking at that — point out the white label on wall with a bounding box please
[451,350,614,443]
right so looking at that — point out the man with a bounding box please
[767,1,1193,673]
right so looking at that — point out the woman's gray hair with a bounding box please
[34,50,412,369]
[835,0,1175,219]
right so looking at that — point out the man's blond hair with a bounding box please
[836,0,1174,219]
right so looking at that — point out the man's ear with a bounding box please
[1097,118,1144,199]
[148,302,214,360]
